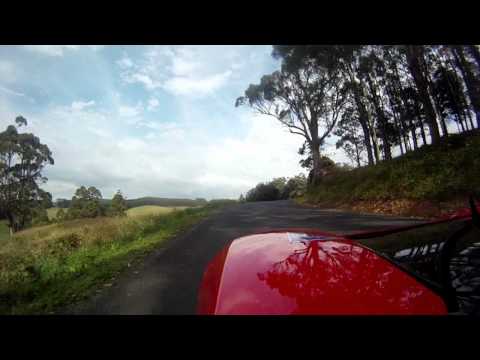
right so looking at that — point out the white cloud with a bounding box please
[2,45,310,200]
[164,70,232,96]
[87,126,110,138]
[117,56,134,69]
[122,72,159,90]
[0,84,35,103]
[197,113,306,193]
[118,46,238,97]
[147,97,160,111]
[71,100,95,111]
[137,121,185,141]
[0,85,26,97]
[169,56,199,76]
[23,101,308,200]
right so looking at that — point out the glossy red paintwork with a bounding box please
[197,231,448,315]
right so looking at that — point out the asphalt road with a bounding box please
[68,200,424,315]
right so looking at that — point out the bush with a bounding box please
[244,173,308,202]
[246,183,280,202]
[31,208,50,227]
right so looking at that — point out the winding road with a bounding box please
[68,200,424,314]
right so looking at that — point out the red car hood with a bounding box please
[197,230,447,315]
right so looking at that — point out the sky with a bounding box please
[0,45,347,200]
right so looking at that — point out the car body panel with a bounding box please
[198,230,448,315]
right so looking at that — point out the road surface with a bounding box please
[67,200,424,314]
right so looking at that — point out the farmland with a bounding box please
[0,203,221,314]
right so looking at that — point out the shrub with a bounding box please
[246,183,280,202]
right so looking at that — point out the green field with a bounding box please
[126,205,188,218]
[0,203,228,315]
[46,205,186,221]
[47,207,60,220]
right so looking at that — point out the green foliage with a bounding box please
[282,174,308,199]
[207,199,238,207]
[334,104,366,167]
[66,186,106,220]
[270,177,287,194]
[55,199,70,208]
[31,208,50,227]
[109,190,127,217]
[236,46,348,185]
[244,174,308,202]
[0,116,54,232]
[56,208,66,222]
[304,131,480,204]
[246,183,280,202]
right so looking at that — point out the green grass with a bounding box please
[45,205,185,222]
[47,207,60,220]
[0,221,10,243]
[304,130,480,205]
[126,205,188,218]
[0,203,225,314]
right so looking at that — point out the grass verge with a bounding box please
[0,203,226,315]
[301,130,480,217]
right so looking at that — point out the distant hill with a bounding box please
[56,197,208,209]
[125,197,207,208]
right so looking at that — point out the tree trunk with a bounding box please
[467,108,475,129]
[466,45,480,72]
[405,45,442,143]
[395,116,405,155]
[409,108,419,149]
[411,128,419,149]
[5,211,16,237]
[465,116,471,131]
[440,116,449,136]
[404,133,411,152]
[389,59,412,152]
[345,66,375,165]
[309,117,322,185]
[424,64,448,137]
[358,78,381,162]
[410,92,427,146]
[311,139,322,185]
[459,117,466,132]
[365,74,392,160]
[384,80,406,155]
[359,119,374,165]
[370,127,381,163]
[452,46,480,128]
[419,122,428,145]
[354,142,361,167]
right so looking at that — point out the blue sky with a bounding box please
[0,45,344,200]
